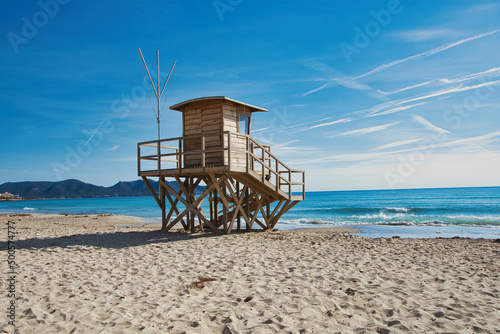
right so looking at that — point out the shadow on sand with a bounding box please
[1,228,234,251]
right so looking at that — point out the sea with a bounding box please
[1,187,499,239]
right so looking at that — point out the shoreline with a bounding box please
[1,213,499,333]
[2,212,499,239]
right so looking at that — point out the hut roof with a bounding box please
[170,96,268,113]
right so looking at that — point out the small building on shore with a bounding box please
[138,96,305,234]
[0,192,22,201]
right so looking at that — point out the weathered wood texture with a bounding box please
[180,99,254,168]
[183,104,224,168]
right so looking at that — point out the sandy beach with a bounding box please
[1,213,499,333]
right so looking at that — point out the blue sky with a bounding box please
[1,0,499,190]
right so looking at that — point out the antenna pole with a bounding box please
[160,60,177,96]
[138,48,177,144]
[138,49,158,97]
[157,50,160,142]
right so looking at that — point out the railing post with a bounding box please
[288,170,292,199]
[228,132,231,169]
[261,147,265,182]
[302,171,305,199]
[246,136,249,173]
[157,140,161,174]
[178,138,182,170]
[201,135,206,168]
[275,159,278,191]
[137,144,141,175]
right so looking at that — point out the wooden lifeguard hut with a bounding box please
[138,96,305,234]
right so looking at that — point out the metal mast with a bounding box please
[138,48,176,142]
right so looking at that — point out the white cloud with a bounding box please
[301,82,333,97]
[412,115,451,135]
[378,80,435,95]
[105,144,120,151]
[437,131,500,148]
[329,122,400,137]
[367,102,427,117]
[301,61,390,101]
[378,67,500,96]
[370,79,500,114]
[355,29,500,80]
[272,140,299,149]
[401,80,500,105]
[251,126,271,133]
[381,131,500,156]
[301,31,500,99]
[372,139,423,151]
[300,118,352,132]
[392,28,456,42]
[304,131,500,164]
[304,150,500,191]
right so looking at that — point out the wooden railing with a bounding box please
[138,131,305,199]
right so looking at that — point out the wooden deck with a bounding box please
[138,131,305,234]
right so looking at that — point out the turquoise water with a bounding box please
[1,187,499,238]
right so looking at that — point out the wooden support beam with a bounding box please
[269,200,299,229]
[164,208,189,231]
[253,217,267,230]
[227,185,248,233]
[259,206,270,228]
[160,177,166,231]
[225,183,250,226]
[222,182,228,234]
[174,176,190,202]
[236,181,241,231]
[248,195,263,230]
[270,200,284,219]
[141,176,160,207]
[160,177,222,234]
[209,173,229,210]
[189,178,195,234]
[164,190,187,230]
[245,188,250,231]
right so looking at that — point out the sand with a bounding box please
[1,213,499,333]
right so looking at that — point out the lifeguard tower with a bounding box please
[138,96,305,234]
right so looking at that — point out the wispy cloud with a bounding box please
[369,79,500,116]
[301,61,390,100]
[307,131,500,164]
[372,139,423,151]
[300,30,500,98]
[436,130,500,149]
[381,131,500,156]
[355,29,500,79]
[412,115,451,135]
[302,82,333,97]
[378,80,436,95]
[378,67,500,95]
[105,144,120,151]
[328,122,399,137]
[251,126,271,133]
[366,102,426,117]
[440,67,500,84]
[272,140,300,149]
[392,28,456,42]
[397,80,500,105]
[299,118,352,132]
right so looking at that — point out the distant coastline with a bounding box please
[0,179,206,200]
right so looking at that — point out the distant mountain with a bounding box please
[0,179,205,200]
